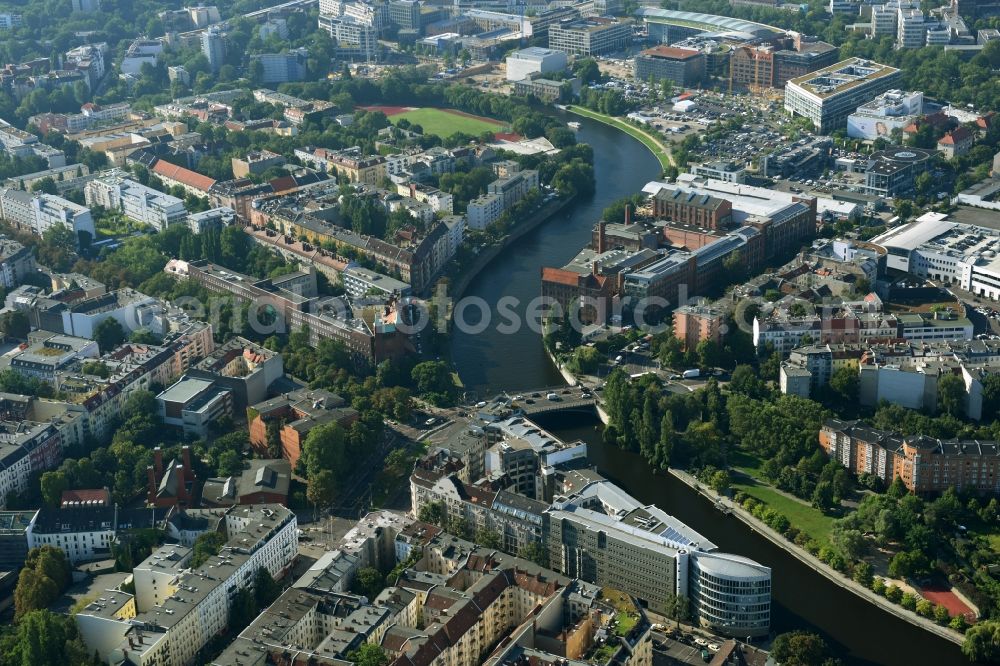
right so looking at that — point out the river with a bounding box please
[449,115,972,665]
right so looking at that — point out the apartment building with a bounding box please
[0,189,95,243]
[85,174,186,231]
[76,505,297,666]
[166,259,403,366]
[820,420,1000,495]
[27,504,171,564]
[784,339,1000,419]
[0,238,35,289]
[249,50,308,84]
[672,302,727,350]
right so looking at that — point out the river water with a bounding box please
[449,116,972,665]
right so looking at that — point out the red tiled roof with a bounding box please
[641,45,701,60]
[151,159,216,192]
[61,488,110,506]
[541,267,582,287]
[938,126,972,145]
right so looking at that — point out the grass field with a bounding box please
[734,478,835,545]
[390,107,506,138]
[566,105,674,171]
[729,451,835,544]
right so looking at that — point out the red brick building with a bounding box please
[248,388,358,472]
[820,420,1000,495]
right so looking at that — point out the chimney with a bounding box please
[128,637,135,650]
[596,221,606,253]
[146,466,156,502]
[592,261,599,277]
[181,445,192,478]
[154,447,163,478]
[624,203,631,226]
[176,464,188,501]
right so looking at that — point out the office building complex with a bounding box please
[505,46,567,81]
[548,17,631,56]
[784,58,902,133]
[870,214,1000,301]
[410,412,772,638]
[634,46,705,87]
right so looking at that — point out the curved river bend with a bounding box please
[450,116,971,666]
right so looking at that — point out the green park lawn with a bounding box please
[566,105,673,171]
[390,108,506,138]
[733,477,835,546]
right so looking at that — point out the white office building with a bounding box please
[784,58,902,133]
[847,89,923,139]
[506,46,568,82]
[871,214,1000,301]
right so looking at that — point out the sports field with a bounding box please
[364,106,509,138]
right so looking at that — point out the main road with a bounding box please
[449,114,972,665]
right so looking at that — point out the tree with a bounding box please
[9,610,92,666]
[306,469,337,514]
[567,346,602,374]
[934,604,951,624]
[518,542,549,567]
[771,631,839,666]
[14,547,70,620]
[937,373,967,417]
[347,644,390,666]
[852,561,873,587]
[39,471,68,508]
[94,317,126,354]
[812,481,836,512]
[709,470,730,494]
[353,566,384,600]
[0,310,30,340]
[829,366,859,402]
[885,585,902,603]
[253,567,281,609]
[190,531,226,568]
[418,500,444,526]
[962,622,1000,662]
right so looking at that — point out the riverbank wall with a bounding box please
[447,196,572,302]
[667,467,964,647]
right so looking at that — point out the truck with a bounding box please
[682,369,701,379]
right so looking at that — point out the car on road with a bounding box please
[546,393,560,401]
[424,417,437,426]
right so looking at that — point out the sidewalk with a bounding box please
[669,468,964,647]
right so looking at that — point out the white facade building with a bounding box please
[847,89,923,140]
[467,193,504,229]
[85,176,186,231]
[76,505,297,666]
[505,47,568,82]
